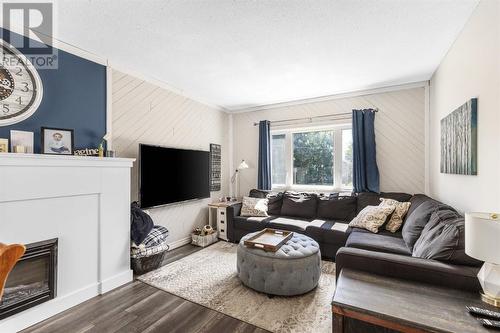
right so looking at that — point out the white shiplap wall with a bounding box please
[112,69,229,247]
[233,87,426,196]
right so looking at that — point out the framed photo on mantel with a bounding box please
[41,127,74,155]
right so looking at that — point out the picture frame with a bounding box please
[10,130,34,153]
[0,138,8,153]
[41,127,74,155]
[209,143,221,191]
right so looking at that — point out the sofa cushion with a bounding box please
[405,194,436,221]
[268,217,311,232]
[305,220,350,246]
[357,192,412,213]
[412,210,482,266]
[249,189,283,215]
[349,204,396,233]
[335,247,481,292]
[349,227,403,238]
[249,189,269,198]
[346,231,411,255]
[232,215,273,232]
[280,191,318,219]
[402,199,456,251]
[317,196,357,222]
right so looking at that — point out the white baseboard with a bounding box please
[0,283,100,333]
[168,236,192,251]
[99,269,133,294]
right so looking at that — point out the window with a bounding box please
[293,130,334,185]
[271,125,352,190]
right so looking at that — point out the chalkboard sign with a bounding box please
[210,143,221,191]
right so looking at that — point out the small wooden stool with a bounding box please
[0,243,26,300]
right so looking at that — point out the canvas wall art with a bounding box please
[440,98,477,175]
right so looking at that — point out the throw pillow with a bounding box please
[348,204,396,233]
[356,192,412,213]
[240,196,269,217]
[380,198,411,233]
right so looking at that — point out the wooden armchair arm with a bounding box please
[0,243,26,300]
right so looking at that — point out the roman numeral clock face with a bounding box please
[0,40,43,126]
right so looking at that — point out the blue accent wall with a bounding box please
[0,29,106,153]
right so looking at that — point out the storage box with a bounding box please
[191,232,218,247]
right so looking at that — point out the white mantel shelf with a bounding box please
[0,153,135,332]
[0,153,134,167]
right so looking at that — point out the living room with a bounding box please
[0,0,499,332]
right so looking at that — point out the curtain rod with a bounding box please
[252,108,378,126]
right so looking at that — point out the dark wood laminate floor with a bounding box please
[22,244,269,333]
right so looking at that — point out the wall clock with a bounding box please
[0,40,43,126]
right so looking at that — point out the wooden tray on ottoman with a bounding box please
[244,228,293,252]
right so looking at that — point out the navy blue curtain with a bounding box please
[258,120,272,190]
[352,109,380,193]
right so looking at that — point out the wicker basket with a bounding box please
[131,250,167,275]
[191,232,218,247]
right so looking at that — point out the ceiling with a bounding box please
[53,0,478,111]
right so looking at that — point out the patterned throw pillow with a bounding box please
[348,205,396,233]
[240,196,269,217]
[380,198,412,233]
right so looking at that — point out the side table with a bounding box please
[332,268,495,333]
[208,201,241,241]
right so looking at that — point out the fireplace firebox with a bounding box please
[0,238,58,319]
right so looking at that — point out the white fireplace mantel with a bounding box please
[0,153,135,332]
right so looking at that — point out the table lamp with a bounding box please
[465,212,500,307]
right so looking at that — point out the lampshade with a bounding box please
[465,212,500,264]
[237,160,249,170]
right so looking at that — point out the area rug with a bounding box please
[137,241,335,333]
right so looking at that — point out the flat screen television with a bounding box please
[139,144,210,208]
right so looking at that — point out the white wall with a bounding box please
[111,70,229,248]
[429,0,500,213]
[232,86,426,196]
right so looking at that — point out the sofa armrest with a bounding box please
[225,203,242,242]
[227,203,242,217]
[335,247,481,292]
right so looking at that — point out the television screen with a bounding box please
[139,144,210,208]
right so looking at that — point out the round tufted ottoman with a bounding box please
[237,231,321,296]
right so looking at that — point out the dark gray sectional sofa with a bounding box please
[226,189,482,292]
